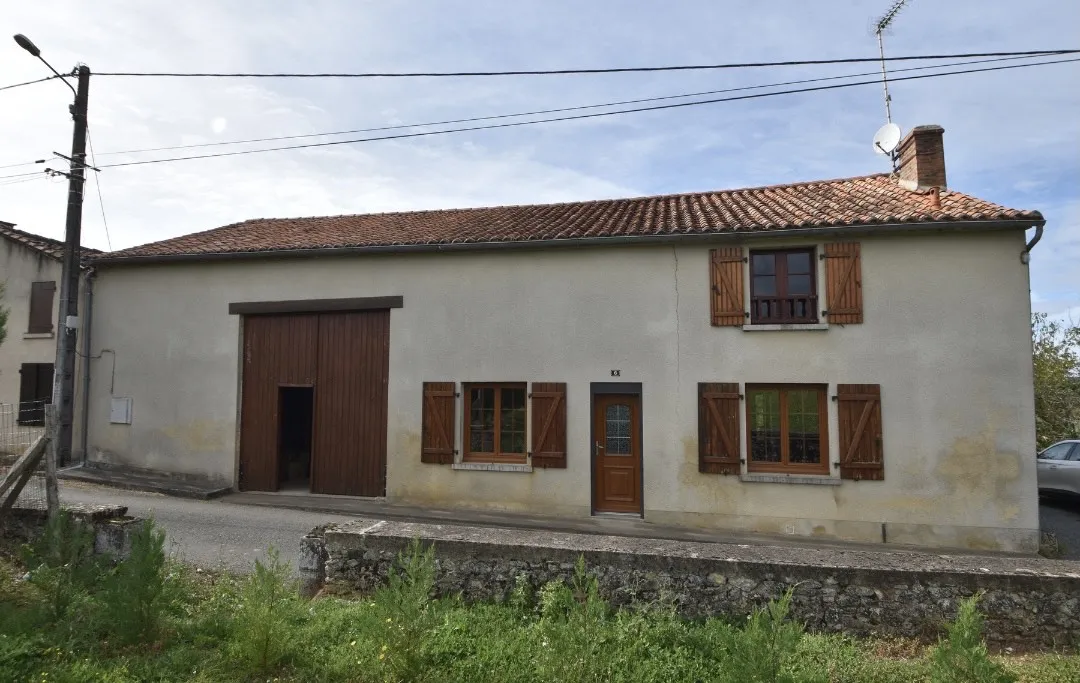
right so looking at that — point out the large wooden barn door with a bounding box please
[238,315,318,491]
[310,311,390,496]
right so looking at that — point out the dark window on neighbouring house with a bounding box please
[464,383,527,463]
[17,363,53,425]
[27,281,56,334]
[749,249,817,324]
[746,384,828,474]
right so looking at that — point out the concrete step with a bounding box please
[59,464,231,500]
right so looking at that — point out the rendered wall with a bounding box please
[85,230,1039,551]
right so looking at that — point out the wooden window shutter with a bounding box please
[710,247,745,326]
[823,242,863,324]
[698,382,741,474]
[836,384,884,480]
[421,381,456,464]
[28,281,56,334]
[530,382,567,468]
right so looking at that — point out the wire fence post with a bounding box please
[0,401,53,516]
[44,403,60,516]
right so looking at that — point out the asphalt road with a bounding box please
[60,482,358,574]
[61,482,1080,571]
[1039,495,1080,560]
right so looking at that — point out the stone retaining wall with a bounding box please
[0,504,142,559]
[303,519,1080,649]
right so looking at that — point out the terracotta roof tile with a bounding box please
[98,174,1042,262]
[0,222,101,262]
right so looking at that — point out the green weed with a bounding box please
[929,593,1017,683]
[18,510,101,626]
[1,531,1077,683]
[719,589,813,683]
[100,518,185,645]
[374,538,440,682]
[228,546,304,677]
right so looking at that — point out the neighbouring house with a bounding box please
[83,125,1045,552]
[0,222,97,460]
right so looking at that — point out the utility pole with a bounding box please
[14,35,91,512]
[52,65,91,475]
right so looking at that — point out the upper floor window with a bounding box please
[27,281,56,334]
[749,249,817,324]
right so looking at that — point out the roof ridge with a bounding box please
[228,173,894,225]
[97,172,1043,263]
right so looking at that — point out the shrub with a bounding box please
[374,538,439,682]
[228,547,303,676]
[100,519,184,645]
[929,594,1016,683]
[534,556,612,683]
[720,589,808,683]
[19,510,101,625]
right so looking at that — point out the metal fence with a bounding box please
[0,401,49,510]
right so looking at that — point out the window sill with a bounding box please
[23,332,55,339]
[742,323,828,332]
[452,462,533,473]
[740,473,840,486]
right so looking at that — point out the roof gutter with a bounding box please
[91,218,1045,267]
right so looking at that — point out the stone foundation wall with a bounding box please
[0,504,142,560]
[305,520,1080,649]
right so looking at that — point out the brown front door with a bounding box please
[592,393,642,514]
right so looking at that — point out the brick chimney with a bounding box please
[896,124,947,192]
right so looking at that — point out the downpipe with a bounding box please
[1021,222,1044,264]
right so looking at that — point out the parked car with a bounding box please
[1036,440,1080,497]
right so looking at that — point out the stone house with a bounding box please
[0,222,96,461]
[83,125,1045,552]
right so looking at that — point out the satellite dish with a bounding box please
[873,122,902,155]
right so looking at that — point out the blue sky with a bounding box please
[1,0,1077,319]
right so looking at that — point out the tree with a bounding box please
[0,282,8,348]
[1032,312,1080,448]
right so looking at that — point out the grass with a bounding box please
[0,521,1077,682]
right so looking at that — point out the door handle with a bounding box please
[594,441,604,456]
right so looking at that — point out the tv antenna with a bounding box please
[873,0,913,124]
[871,0,912,166]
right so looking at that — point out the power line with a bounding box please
[0,169,48,182]
[96,56,1080,170]
[86,127,113,251]
[94,53,1048,158]
[92,49,1080,78]
[0,174,49,188]
[0,159,46,170]
[0,74,63,91]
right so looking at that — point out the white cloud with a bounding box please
[0,0,1075,321]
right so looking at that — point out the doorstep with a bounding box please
[58,463,231,500]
